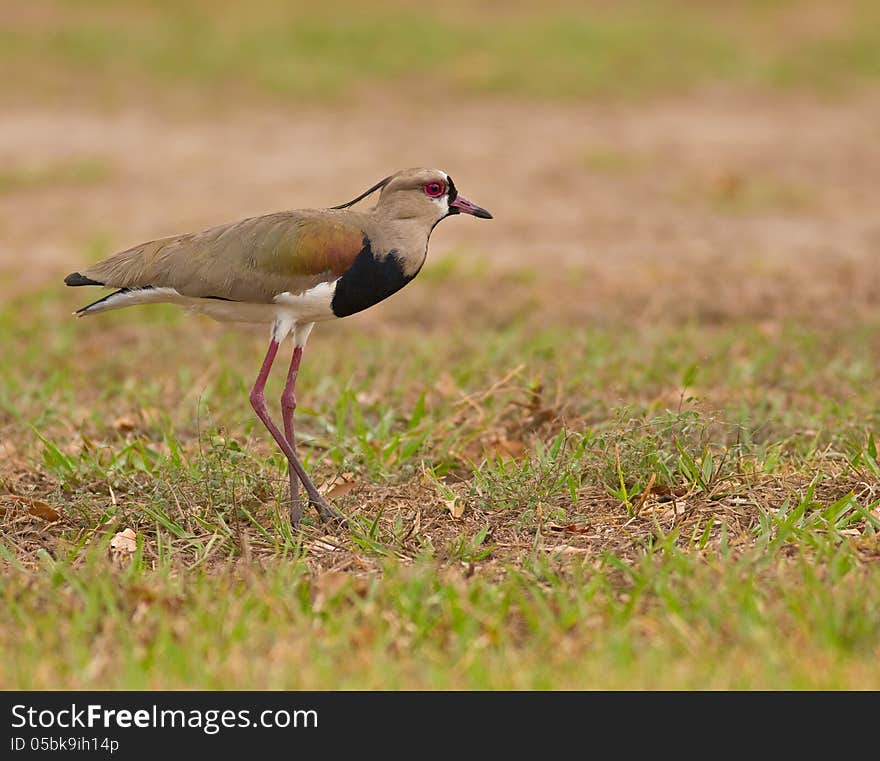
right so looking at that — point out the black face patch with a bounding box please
[446,175,458,204]
[331,238,415,318]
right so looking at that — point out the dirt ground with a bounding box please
[2,92,879,325]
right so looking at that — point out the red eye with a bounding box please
[423,181,445,197]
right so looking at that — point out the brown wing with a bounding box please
[79,211,368,303]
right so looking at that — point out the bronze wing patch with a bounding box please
[263,217,367,279]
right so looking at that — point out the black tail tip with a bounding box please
[65,272,103,287]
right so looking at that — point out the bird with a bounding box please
[64,168,492,527]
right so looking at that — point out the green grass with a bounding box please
[2,261,880,688]
[5,536,880,689]
[3,0,880,107]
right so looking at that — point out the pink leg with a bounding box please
[249,339,346,526]
[281,346,303,523]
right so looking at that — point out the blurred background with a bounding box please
[1,0,879,426]
[2,0,878,316]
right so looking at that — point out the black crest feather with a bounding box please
[331,176,392,210]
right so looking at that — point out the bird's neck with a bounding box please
[370,213,434,277]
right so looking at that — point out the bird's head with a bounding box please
[334,168,492,227]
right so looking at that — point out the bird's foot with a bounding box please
[288,494,344,528]
[309,495,348,528]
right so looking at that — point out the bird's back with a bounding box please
[75,209,373,304]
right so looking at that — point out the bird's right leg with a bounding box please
[249,337,346,527]
[280,345,303,525]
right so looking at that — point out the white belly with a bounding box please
[78,281,339,326]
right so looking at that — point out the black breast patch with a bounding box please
[331,239,415,318]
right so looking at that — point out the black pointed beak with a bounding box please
[449,195,493,219]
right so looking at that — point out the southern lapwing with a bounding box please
[64,168,492,527]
